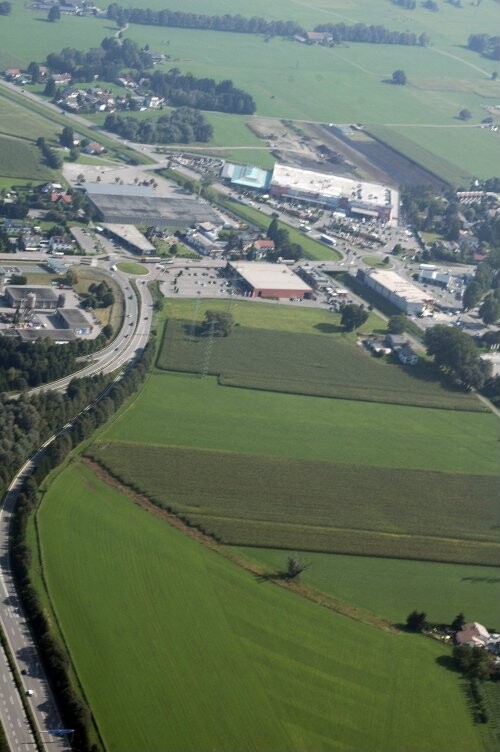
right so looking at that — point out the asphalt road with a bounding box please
[0,267,153,751]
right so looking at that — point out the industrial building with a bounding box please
[357,269,434,315]
[227,262,312,299]
[4,286,59,310]
[296,265,331,290]
[84,183,221,230]
[102,224,155,255]
[270,164,398,223]
[220,163,272,191]
[17,329,76,344]
[57,309,92,335]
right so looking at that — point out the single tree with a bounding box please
[47,4,60,22]
[392,69,407,85]
[451,612,466,632]
[285,555,308,580]
[341,303,369,332]
[406,610,427,632]
[479,296,500,325]
[462,281,483,310]
[60,125,74,149]
[388,315,407,334]
[458,108,472,121]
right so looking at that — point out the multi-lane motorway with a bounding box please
[0,263,153,751]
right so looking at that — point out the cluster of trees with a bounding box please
[46,37,152,82]
[104,107,212,144]
[266,218,304,262]
[9,341,155,751]
[35,136,62,171]
[81,280,115,309]
[424,324,491,389]
[201,310,234,337]
[107,3,304,37]
[0,327,113,391]
[468,33,500,60]
[149,69,256,115]
[313,22,429,46]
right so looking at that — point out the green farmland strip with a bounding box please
[89,443,500,565]
[98,373,499,475]
[36,460,488,752]
[157,319,483,410]
[236,549,500,628]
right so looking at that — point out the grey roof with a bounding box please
[5,286,59,303]
[58,308,91,328]
[17,329,76,342]
[85,183,157,198]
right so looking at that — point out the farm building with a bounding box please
[227,262,312,299]
[4,286,59,310]
[57,309,92,335]
[83,183,221,230]
[357,269,434,315]
[220,163,272,191]
[269,164,398,223]
[102,224,155,255]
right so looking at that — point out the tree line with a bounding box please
[106,4,305,37]
[104,107,213,144]
[46,37,153,83]
[313,22,429,46]
[9,341,155,752]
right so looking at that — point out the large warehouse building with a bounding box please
[84,183,221,230]
[227,262,312,299]
[357,268,434,315]
[270,164,398,223]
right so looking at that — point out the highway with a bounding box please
[0,266,153,751]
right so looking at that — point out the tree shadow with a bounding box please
[255,571,295,583]
[435,655,461,673]
[314,322,344,334]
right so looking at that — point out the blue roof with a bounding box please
[226,163,271,190]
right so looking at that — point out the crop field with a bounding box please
[0,96,58,143]
[89,442,499,565]
[35,459,489,752]
[157,317,483,409]
[98,373,499,475]
[235,548,500,628]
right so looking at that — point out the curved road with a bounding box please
[0,269,153,751]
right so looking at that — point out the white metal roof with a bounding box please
[368,269,433,304]
[229,262,312,292]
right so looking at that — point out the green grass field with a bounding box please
[157,316,482,409]
[89,442,499,565]
[235,548,500,628]
[98,372,498,475]
[0,135,54,182]
[116,261,148,275]
[35,459,490,752]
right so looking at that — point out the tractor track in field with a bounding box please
[82,456,398,635]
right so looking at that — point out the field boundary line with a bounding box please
[81,456,400,634]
